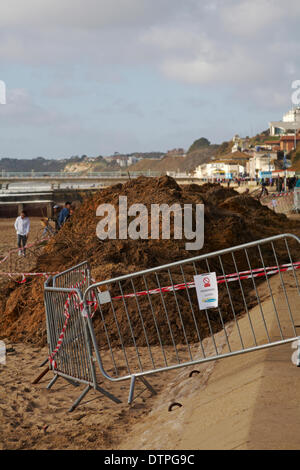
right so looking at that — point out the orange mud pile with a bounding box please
[0,176,299,347]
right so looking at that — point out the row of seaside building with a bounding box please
[193,147,295,180]
[195,107,300,180]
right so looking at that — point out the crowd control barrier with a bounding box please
[44,234,300,411]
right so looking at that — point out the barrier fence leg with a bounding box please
[128,375,157,404]
[96,385,122,404]
[128,375,136,404]
[47,374,79,390]
[47,374,58,390]
[64,377,80,387]
[69,385,91,412]
[69,383,121,412]
[95,385,122,404]
[138,376,157,397]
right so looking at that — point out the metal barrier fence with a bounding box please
[44,234,300,410]
[261,191,294,214]
[0,170,165,178]
[52,261,91,289]
[44,261,121,410]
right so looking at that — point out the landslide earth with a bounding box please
[0,176,299,347]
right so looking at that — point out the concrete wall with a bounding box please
[0,188,97,218]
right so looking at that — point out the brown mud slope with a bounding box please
[0,176,299,347]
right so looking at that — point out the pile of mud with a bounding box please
[0,176,299,346]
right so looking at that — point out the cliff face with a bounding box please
[0,156,118,174]
[63,161,95,173]
[0,157,66,172]
[63,159,122,173]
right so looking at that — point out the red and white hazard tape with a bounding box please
[48,273,97,369]
[111,261,300,300]
[272,191,293,198]
[0,254,9,265]
[47,260,300,368]
[262,191,293,200]
[0,236,50,266]
[48,290,79,369]
[0,271,58,284]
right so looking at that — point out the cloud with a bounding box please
[43,83,87,99]
[96,98,144,118]
[0,87,84,130]
[138,0,300,110]
[1,0,300,156]
[0,0,177,29]
[1,0,300,92]
[220,0,283,36]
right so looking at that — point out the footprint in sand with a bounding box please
[25,401,39,412]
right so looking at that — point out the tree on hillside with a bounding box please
[289,142,300,164]
[182,145,219,172]
[188,137,211,153]
[216,140,233,156]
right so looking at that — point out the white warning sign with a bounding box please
[194,272,218,310]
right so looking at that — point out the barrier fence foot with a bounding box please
[128,375,136,404]
[47,374,58,390]
[95,385,121,404]
[128,376,156,404]
[69,385,91,412]
[62,376,80,388]
[139,376,157,397]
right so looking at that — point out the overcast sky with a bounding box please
[0,0,300,158]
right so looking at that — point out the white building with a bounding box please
[283,108,300,122]
[270,107,300,136]
[232,135,250,152]
[127,156,140,166]
[104,155,140,167]
[247,153,276,179]
[195,160,245,179]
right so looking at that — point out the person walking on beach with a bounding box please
[259,180,269,199]
[14,210,30,256]
[58,201,71,229]
[51,205,61,232]
[40,218,56,238]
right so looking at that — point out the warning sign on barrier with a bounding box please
[194,272,218,310]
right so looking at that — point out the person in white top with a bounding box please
[14,210,30,256]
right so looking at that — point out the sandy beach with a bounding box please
[1,182,300,450]
[1,271,300,450]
